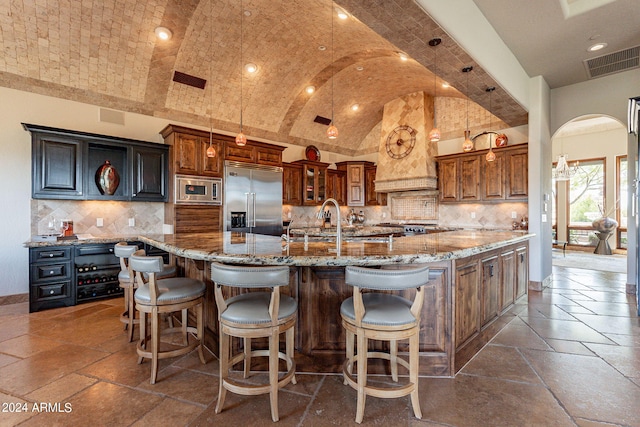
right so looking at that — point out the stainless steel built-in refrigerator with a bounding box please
[224,161,283,236]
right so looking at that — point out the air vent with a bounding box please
[584,46,640,79]
[172,71,207,89]
[314,115,332,125]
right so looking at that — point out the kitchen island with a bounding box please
[139,230,532,376]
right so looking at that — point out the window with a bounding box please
[567,158,605,246]
[616,155,627,249]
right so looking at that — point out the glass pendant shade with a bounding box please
[327,124,339,139]
[235,131,247,146]
[206,143,216,158]
[428,127,441,142]
[486,148,496,162]
[462,130,474,152]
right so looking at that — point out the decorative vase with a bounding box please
[591,217,618,233]
[95,160,120,195]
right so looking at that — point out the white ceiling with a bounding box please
[472,0,640,88]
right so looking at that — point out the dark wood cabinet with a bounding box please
[292,160,329,206]
[161,125,223,177]
[455,261,480,348]
[515,246,528,299]
[481,255,500,326]
[436,144,528,203]
[32,135,83,199]
[282,163,303,205]
[326,168,346,206]
[499,249,516,311]
[365,165,386,206]
[29,246,74,312]
[224,140,283,166]
[25,123,168,202]
[131,147,167,201]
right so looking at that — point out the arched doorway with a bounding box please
[551,114,628,273]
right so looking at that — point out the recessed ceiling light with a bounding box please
[588,42,608,52]
[245,63,258,73]
[154,27,172,41]
[398,52,409,61]
[244,10,252,17]
[442,82,450,88]
[356,66,364,71]
[318,45,327,51]
[336,8,348,19]
[351,104,359,111]
[305,85,315,94]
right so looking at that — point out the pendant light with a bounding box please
[206,1,216,158]
[428,38,442,142]
[235,0,247,146]
[553,155,579,181]
[462,66,474,152]
[326,2,338,139]
[485,87,496,162]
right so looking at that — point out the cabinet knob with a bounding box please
[49,270,54,274]
[49,254,54,257]
[49,290,55,294]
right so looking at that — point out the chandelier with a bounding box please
[553,155,579,181]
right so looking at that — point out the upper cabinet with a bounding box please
[160,125,223,177]
[25,123,168,202]
[436,144,528,203]
[336,161,386,207]
[292,160,329,206]
[326,168,347,206]
[282,162,303,205]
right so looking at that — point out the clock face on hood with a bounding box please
[385,125,416,159]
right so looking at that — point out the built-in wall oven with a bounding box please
[175,174,222,205]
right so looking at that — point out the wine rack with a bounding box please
[74,244,124,302]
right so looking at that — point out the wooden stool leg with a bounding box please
[355,330,367,424]
[409,332,422,419]
[181,308,188,345]
[127,285,136,342]
[138,311,146,365]
[122,286,129,331]
[344,329,354,385]
[269,330,279,422]
[286,326,296,384]
[243,337,252,378]
[390,339,398,382]
[215,328,229,414]
[196,303,206,364]
[150,307,160,384]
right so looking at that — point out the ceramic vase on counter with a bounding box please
[95,160,120,195]
[592,216,618,233]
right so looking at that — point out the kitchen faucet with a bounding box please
[317,198,341,254]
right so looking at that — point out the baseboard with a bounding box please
[626,283,637,295]
[0,293,29,306]
[529,274,552,292]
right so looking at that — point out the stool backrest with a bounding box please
[211,262,290,326]
[345,265,430,291]
[130,249,165,304]
[211,262,289,288]
[114,242,138,282]
[345,265,430,326]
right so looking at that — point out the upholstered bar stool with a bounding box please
[130,250,206,384]
[114,242,177,342]
[211,262,297,423]
[341,264,430,424]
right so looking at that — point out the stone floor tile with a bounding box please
[0,334,64,358]
[78,345,165,387]
[583,342,640,379]
[130,397,205,427]
[417,374,574,427]
[0,352,20,369]
[24,373,98,403]
[573,313,640,336]
[522,317,616,345]
[522,348,640,426]
[461,344,542,384]
[544,338,595,356]
[136,366,218,406]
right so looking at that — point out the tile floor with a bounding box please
[0,264,639,426]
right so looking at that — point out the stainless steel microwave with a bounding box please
[174,174,222,205]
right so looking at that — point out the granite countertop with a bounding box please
[25,230,533,266]
[288,225,402,238]
[137,230,532,266]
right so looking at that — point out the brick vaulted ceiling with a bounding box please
[0,0,527,156]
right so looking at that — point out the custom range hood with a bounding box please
[374,91,438,193]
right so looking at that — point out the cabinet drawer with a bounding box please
[30,247,72,262]
[31,261,71,281]
[75,244,116,256]
[37,282,69,299]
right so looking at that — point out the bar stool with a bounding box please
[341,264,429,424]
[211,262,297,422]
[130,250,206,384]
[114,242,177,342]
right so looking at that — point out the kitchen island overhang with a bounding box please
[139,230,533,377]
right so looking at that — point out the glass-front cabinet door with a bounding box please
[294,160,329,206]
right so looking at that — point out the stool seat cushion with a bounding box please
[221,292,297,324]
[341,294,415,327]
[143,264,177,280]
[118,269,132,282]
[135,277,205,306]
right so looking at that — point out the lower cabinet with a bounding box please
[28,242,170,312]
[455,242,528,350]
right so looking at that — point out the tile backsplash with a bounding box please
[32,200,165,236]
